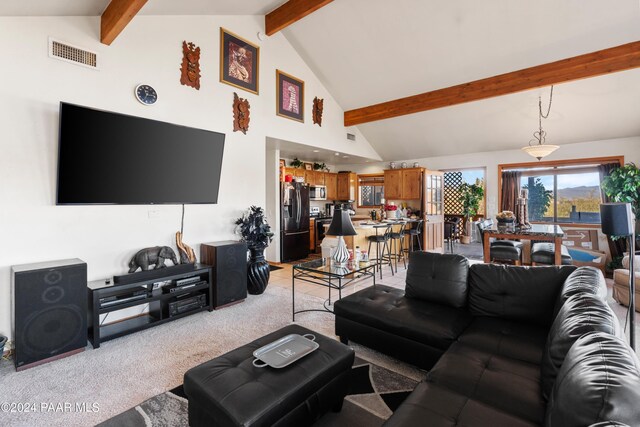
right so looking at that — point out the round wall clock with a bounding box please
[134,84,158,105]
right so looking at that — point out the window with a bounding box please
[520,169,603,224]
[358,174,384,207]
[498,156,624,225]
[443,168,486,216]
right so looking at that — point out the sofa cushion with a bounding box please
[457,317,549,365]
[469,264,575,327]
[405,252,469,308]
[333,285,473,351]
[545,332,640,427]
[383,381,538,427]
[541,293,620,400]
[427,342,545,424]
[553,266,607,317]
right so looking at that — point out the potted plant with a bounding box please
[458,183,484,244]
[235,206,274,295]
[313,162,326,171]
[290,158,304,169]
[602,163,640,236]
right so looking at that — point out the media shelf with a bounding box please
[88,264,213,348]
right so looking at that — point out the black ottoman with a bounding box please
[183,324,354,427]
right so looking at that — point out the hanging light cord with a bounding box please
[532,85,554,145]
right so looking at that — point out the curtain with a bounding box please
[598,163,621,202]
[501,171,521,212]
[598,162,627,259]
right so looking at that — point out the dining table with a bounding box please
[483,223,566,265]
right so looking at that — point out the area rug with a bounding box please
[96,356,420,427]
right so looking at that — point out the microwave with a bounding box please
[309,185,327,201]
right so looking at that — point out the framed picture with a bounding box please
[304,162,313,171]
[279,159,286,167]
[220,28,259,94]
[276,70,304,122]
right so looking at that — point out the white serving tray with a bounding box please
[252,333,318,369]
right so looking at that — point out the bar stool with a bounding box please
[367,224,394,279]
[389,221,407,273]
[406,219,423,252]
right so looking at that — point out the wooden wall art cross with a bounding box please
[313,96,324,126]
[180,41,201,90]
[233,92,250,134]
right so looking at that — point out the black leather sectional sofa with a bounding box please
[334,252,640,426]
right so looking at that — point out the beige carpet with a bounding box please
[0,284,423,427]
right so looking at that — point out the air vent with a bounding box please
[48,38,99,70]
[346,133,356,141]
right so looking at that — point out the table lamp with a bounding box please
[326,206,357,266]
[600,202,635,350]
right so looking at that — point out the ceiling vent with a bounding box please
[48,38,99,70]
[346,133,356,141]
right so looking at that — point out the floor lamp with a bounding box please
[601,202,636,351]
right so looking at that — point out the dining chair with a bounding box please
[477,220,523,265]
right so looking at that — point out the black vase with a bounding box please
[247,246,270,295]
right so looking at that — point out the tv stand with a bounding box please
[88,264,213,348]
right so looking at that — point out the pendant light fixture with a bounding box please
[522,86,559,160]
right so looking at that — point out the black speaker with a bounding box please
[11,259,87,371]
[600,203,634,236]
[200,241,247,309]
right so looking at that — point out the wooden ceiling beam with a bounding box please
[101,0,148,45]
[344,41,640,126]
[265,0,333,36]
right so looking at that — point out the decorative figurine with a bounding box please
[312,97,324,126]
[128,246,179,273]
[233,92,250,134]
[180,41,201,90]
[176,232,196,264]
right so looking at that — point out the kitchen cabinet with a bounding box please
[314,171,325,186]
[325,173,338,200]
[337,172,357,201]
[384,168,423,200]
[304,169,314,184]
[384,170,403,199]
[282,167,304,181]
[310,218,316,251]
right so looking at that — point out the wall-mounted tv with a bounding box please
[57,103,225,205]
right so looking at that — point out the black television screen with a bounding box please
[57,103,225,205]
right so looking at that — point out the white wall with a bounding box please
[0,15,380,340]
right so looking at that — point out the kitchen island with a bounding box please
[323,219,421,258]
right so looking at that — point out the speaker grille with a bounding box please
[21,306,84,356]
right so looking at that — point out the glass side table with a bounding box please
[292,257,376,321]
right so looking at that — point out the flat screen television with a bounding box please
[57,103,225,205]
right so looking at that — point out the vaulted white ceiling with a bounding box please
[3,0,640,161]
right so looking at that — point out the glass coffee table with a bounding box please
[292,258,376,321]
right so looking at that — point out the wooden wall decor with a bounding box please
[233,92,250,134]
[313,97,324,126]
[180,41,201,90]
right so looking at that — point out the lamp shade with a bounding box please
[326,207,357,237]
[600,203,634,236]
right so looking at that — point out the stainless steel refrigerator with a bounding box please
[281,182,310,262]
